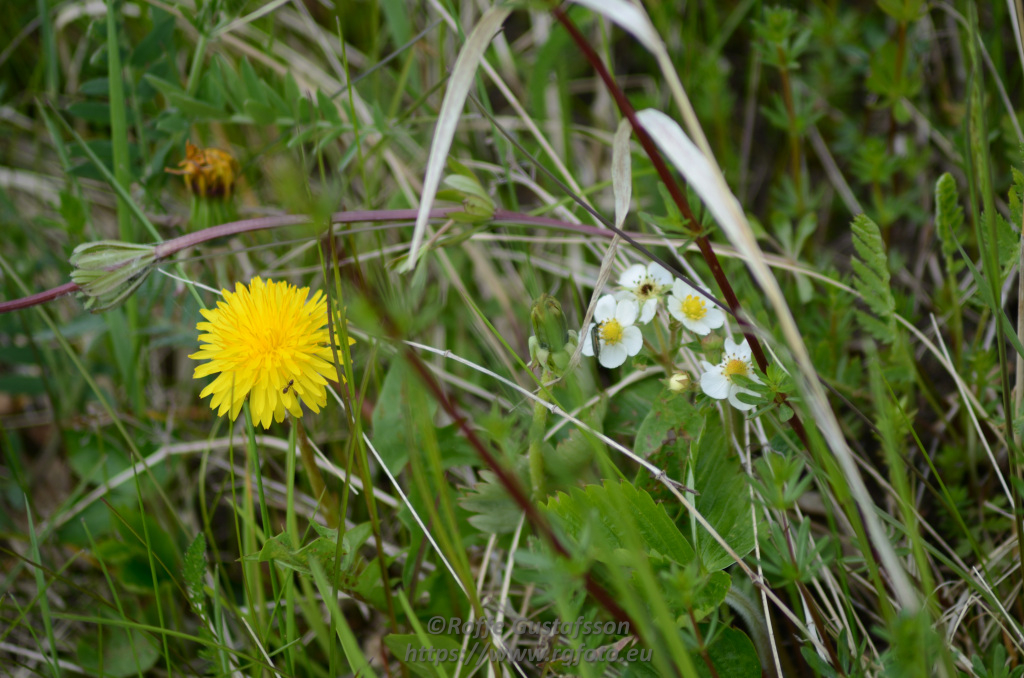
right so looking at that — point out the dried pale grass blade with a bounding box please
[635,108,919,612]
[402,6,512,272]
[612,117,633,231]
[570,0,710,163]
[570,0,661,54]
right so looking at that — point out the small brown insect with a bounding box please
[282,379,294,394]
[591,323,602,363]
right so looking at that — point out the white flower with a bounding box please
[667,280,725,335]
[617,262,672,324]
[581,295,643,368]
[700,337,761,411]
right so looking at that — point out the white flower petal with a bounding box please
[615,299,639,326]
[581,323,596,356]
[701,370,731,399]
[621,325,643,355]
[614,289,635,303]
[595,295,617,322]
[666,296,685,323]
[619,263,647,287]
[648,262,672,285]
[639,298,658,324]
[724,336,752,359]
[685,317,711,336]
[599,343,627,368]
[704,307,726,330]
[672,279,696,299]
[728,387,757,411]
[700,360,716,372]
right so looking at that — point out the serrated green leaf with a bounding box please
[634,389,703,458]
[692,570,732,620]
[460,470,524,534]
[691,422,757,571]
[543,480,695,566]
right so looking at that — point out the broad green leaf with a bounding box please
[372,360,437,472]
[113,508,179,583]
[696,627,761,678]
[76,624,159,677]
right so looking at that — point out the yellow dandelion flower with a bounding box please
[189,276,354,429]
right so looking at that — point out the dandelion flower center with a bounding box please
[722,358,749,380]
[189,276,352,429]
[600,319,625,345]
[680,295,707,321]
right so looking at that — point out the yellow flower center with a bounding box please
[600,319,624,345]
[680,295,707,321]
[722,358,749,380]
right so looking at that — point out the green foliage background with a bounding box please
[2,0,1024,676]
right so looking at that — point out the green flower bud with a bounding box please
[530,294,569,353]
[70,240,157,312]
[529,296,580,376]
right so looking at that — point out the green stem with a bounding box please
[528,367,553,500]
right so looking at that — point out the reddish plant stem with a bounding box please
[0,281,81,312]
[1,208,725,315]
[552,6,810,448]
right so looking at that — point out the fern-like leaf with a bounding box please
[850,213,896,342]
[934,172,965,274]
